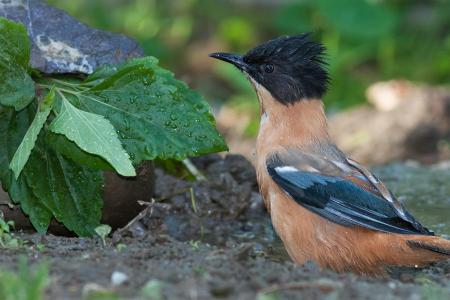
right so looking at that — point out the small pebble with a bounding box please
[129,221,146,238]
[111,271,128,286]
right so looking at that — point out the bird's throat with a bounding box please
[253,82,329,149]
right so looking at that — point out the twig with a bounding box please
[114,199,155,237]
[115,187,194,236]
[182,158,206,181]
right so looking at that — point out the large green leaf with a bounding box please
[49,97,136,177]
[0,104,103,236]
[0,18,35,110]
[9,88,55,179]
[0,104,52,233]
[7,177,53,233]
[23,136,103,236]
[41,57,227,165]
[47,133,114,172]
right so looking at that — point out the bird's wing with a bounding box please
[266,149,432,235]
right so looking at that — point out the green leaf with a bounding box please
[64,57,227,164]
[49,97,136,177]
[0,17,31,67]
[46,133,114,171]
[0,104,103,236]
[23,141,103,236]
[0,104,53,233]
[8,178,52,233]
[0,18,35,110]
[0,63,36,111]
[9,88,55,179]
[94,224,111,246]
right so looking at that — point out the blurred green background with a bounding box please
[48,0,450,135]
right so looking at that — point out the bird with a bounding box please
[209,34,450,275]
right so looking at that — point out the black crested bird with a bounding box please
[209,34,450,275]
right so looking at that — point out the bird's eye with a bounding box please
[264,64,274,73]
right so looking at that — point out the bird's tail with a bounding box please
[406,235,450,257]
[389,234,450,268]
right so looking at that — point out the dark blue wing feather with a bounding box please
[267,158,432,235]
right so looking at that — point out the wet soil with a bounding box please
[1,155,450,299]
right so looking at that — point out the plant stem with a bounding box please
[189,187,198,214]
[182,159,206,181]
[38,84,82,96]
[49,78,81,87]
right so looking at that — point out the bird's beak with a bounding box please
[209,52,248,72]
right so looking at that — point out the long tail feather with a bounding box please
[407,237,450,256]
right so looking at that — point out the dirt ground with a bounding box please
[1,154,450,300]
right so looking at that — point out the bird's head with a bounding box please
[210,34,329,105]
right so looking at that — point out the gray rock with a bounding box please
[0,0,143,74]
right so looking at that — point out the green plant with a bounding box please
[189,239,201,250]
[0,17,227,236]
[36,243,45,252]
[115,243,127,252]
[94,224,112,247]
[0,257,49,300]
[141,279,164,300]
[0,213,21,249]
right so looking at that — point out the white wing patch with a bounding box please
[275,166,298,173]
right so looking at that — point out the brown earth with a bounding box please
[1,154,450,299]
